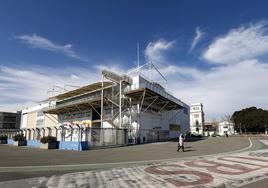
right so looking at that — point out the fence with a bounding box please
[86,128,127,148]
[127,128,170,144]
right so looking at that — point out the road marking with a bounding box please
[259,139,268,146]
[0,147,267,188]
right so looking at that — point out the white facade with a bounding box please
[130,75,189,140]
[20,68,190,144]
[108,74,190,141]
[190,103,205,135]
[218,121,235,136]
[21,103,49,128]
[21,101,56,129]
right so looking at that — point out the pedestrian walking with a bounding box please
[177,134,185,152]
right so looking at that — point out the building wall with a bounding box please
[21,113,28,128]
[218,121,235,136]
[138,108,189,139]
[44,114,58,127]
[26,112,37,129]
[21,102,58,129]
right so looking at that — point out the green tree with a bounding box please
[231,107,268,133]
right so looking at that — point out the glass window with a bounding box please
[193,107,199,110]
[37,111,44,117]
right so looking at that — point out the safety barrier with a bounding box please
[59,141,89,151]
[27,140,40,148]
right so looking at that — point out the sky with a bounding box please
[0,0,268,120]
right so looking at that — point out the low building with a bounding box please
[218,121,235,136]
[20,102,58,146]
[204,121,218,136]
[0,111,21,129]
[0,111,21,138]
[190,103,205,135]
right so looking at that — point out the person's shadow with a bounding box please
[181,146,195,152]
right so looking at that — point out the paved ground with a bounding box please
[0,137,250,167]
[0,137,267,187]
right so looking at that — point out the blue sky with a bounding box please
[1,0,268,120]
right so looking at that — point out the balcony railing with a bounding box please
[124,82,184,106]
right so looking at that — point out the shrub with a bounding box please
[13,134,26,141]
[40,136,57,144]
[0,135,8,140]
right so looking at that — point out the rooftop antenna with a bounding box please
[137,43,140,68]
[150,60,152,82]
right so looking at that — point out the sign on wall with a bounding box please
[169,124,181,131]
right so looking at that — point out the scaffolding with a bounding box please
[41,62,188,143]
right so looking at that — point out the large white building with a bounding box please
[190,103,205,135]
[19,63,190,150]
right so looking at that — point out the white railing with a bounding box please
[125,82,184,106]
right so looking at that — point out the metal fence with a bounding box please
[85,128,127,148]
[127,128,170,144]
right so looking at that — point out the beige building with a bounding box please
[21,102,58,140]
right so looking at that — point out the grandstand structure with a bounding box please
[18,62,190,150]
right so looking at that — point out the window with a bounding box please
[36,119,44,126]
[194,114,199,118]
[193,106,199,110]
[183,107,188,115]
[37,111,44,117]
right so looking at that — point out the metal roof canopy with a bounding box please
[48,81,113,101]
[44,98,101,114]
[124,88,184,111]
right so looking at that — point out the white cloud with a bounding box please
[128,57,268,120]
[0,65,100,112]
[203,22,268,64]
[15,34,80,59]
[1,58,268,120]
[190,27,204,52]
[3,23,268,121]
[142,23,268,120]
[0,63,127,112]
[144,39,175,65]
[154,59,268,120]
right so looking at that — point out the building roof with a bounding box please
[0,111,20,115]
[48,81,113,101]
[124,88,185,111]
[191,103,203,106]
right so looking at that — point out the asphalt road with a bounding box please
[0,136,267,187]
[0,137,250,167]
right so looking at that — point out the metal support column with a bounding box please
[119,80,122,128]
[101,75,104,128]
[129,98,132,129]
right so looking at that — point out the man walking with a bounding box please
[177,134,185,152]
